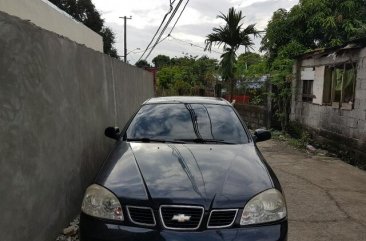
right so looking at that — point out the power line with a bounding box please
[168,30,265,55]
[132,35,170,55]
[143,0,184,60]
[138,0,264,62]
[138,0,175,61]
[135,32,256,62]
[132,33,222,60]
[168,0,190,36]
[143,0,186,60]
[169,34,223,55]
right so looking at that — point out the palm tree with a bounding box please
[205,7,259,101]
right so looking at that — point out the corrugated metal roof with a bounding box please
[295,37,366,59]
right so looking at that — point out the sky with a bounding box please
[92,0,299,64]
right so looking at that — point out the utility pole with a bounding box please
[119,16,132,63]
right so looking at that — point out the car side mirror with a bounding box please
[105,127,120,140]
[253,129,271,143]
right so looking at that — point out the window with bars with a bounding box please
[302,79,314,102]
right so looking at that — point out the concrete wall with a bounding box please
[0,0,103,52]
[291,47,366,166]
[0,11,153,241]
[236,104,271,129]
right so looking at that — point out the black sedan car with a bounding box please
[80,96,287,241]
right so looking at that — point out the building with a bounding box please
[291,38,366,165]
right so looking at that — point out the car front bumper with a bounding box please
[80,213,288,241]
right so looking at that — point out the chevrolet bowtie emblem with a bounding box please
[172,214,191,222]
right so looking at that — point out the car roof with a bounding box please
[143,96,231,105]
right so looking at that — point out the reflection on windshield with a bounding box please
[126,103,249,144]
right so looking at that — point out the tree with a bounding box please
[193,56,219,86]
[262,0,366,60]
[237,53,261,68]
[48,0,78,16]
[157,67,176,89]
[100,27,118,58]
[135,60,151,68]
[205,7,259,101]
[261,0,366,131]
[76,0,103,32]
[155,55,219,96]
[236,52,265,79]
[152,55,171,68]
[48,0,118,58]
[173,80,191,96]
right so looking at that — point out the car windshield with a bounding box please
[125,103,249,144]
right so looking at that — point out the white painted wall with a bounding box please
[301,67,315,80]
[0,0,103,52]
[313,66,325,105]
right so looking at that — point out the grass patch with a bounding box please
[271,129,311,150]
[272,123,365,170]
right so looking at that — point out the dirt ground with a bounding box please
[257,140,366,241]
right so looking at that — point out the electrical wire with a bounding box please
[131,33,222,62]
[140,0,221,61]
[168,0,190,36]
[140,0,190,61]
[138,0,175,61]
[143,0,185,60]
[132,35,170,55]
[138,0,190,59]
[139,0,262,62]
[169,34,223,55]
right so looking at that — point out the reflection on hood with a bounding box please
[97,142,273,209]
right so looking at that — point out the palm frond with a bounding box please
[205,7,258,52]
[242,24,260,38]
[205,6,259,96]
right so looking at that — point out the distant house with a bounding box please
[291,38,366,164]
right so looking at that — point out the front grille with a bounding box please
[127,206,156,226]
[159,205,204,230]
[207,209,238,228]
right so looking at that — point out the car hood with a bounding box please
[96,142,273,209]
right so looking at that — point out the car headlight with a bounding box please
[81,184,123,221]
[240,188,286,225]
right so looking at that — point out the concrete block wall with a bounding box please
[291,47,366,165]
[235,104,270,129]
[0,11,153,241]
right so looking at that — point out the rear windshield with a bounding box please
[126,103,249,144]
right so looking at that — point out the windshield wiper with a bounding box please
[126,138,185,144]
[175,138,236,144]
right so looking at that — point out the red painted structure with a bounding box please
[144,67,158,94]
[223,95,250,104]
